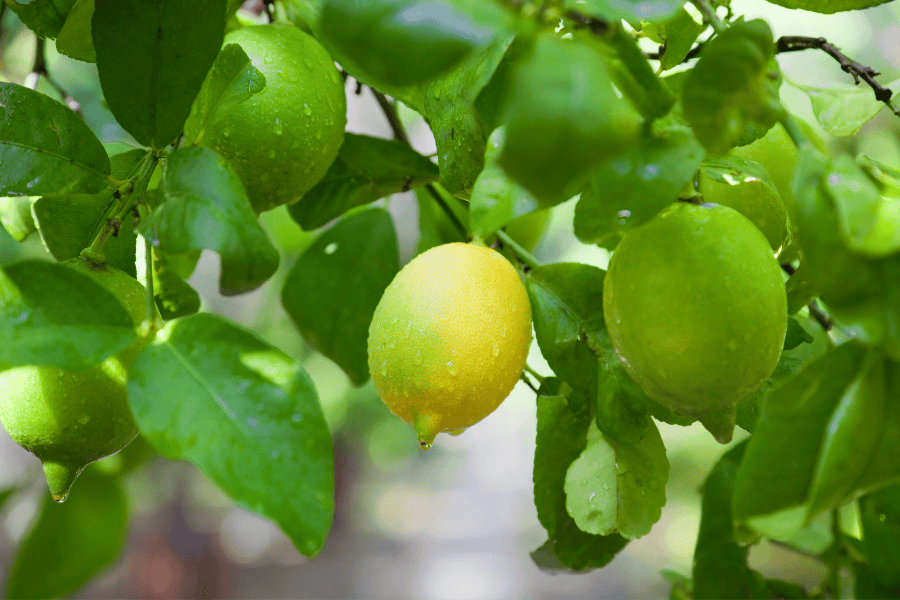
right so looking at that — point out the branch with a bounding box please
[25,38,83,117]
[646,41,705,65]
[564,9,609,35]
[776,36,898,116]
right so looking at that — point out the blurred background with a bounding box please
[0,0,898,597]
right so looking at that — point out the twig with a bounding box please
[370,88,410,145]
[690,0,726,34]
[776,36,898,116]
[808,301,834,333]
[496,229,540,271]
[826,508,843,599]
[564,9,608,35]
[26,38,82,116]
[646,41,705,64]
[521,372,539,394]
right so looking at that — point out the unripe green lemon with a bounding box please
[201,23,347,214]
[0,258,159,500]
[603,203,787,442]
[368,243,532,448]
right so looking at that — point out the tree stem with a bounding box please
[496,229,541,270]
[691,0,726,34]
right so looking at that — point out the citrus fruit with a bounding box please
[200,23,347,214]
[603,202,787,442]
[368,242,532,448]
[0,258,159,500]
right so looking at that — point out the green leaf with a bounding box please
[319,0,493,87]
[415,185,468,253]
[574,127,704,248]
[128,313,334,557]
[56,0,95,62]
[693,442,767,600]
[859,483,900,588]
[527,263,653,444]
[423,34,514,198]
[288,133,440,231]
[683,19,783,155]
[499,33,640,205]
[643,9,704,71]
[855,562,900,600]
[733,342,900,534]
[0,259,136,371]
[533,382,629,572]
[150,247,201,320]
[564,419,668,539]
[0,82,110,195]
[824,154,900,259]
[140,146,279,295]
[761,0,895,13]
[5,468,127,599]
[788,77,899,137]
[469,127,539,239]
[282,209,399,386]
[783,317,814,351]
[93,0,226,148]
[568,0,683,22]
[183,43,266,147]
[736,355,804,433]
[0,196,38,241]
[3,0,76,38]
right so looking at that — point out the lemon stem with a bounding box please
[496,229,541,270]
[523,363,545,384]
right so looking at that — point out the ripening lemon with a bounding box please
[0,258,159,501]
[368,243,532,448]
[603,202,787,442]
[200,23,347,214]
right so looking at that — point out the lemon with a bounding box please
[0,258,159,500]
[603,202,787,442]
[368,243,532,448]
[201,23,347,214]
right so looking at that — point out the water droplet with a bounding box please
[380,361,387,376]
[247,417,258,427]
[492,343,499,357]
[446,362,457,375]
[648,478,660,490]
[78,415,90,425]
[291,413,302,422]
[414,350,422,365]
[419,438,432,450]
[601,483,610,491]
[324,242,338,255]
[273,119,283,135]
[304,105,312,116]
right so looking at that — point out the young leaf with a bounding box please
[183,43,267,147]
[693,442,768,600]
[0,196,38,241]
[469,127,539,239]
[140,146,279,295]
[574,126,703,248]
[783,317,814,351]
[3,0,76,38]
[56,0,96,62]
[92,0,226,148]
[128,313,334,557]
[527,263,652,444]
[4,468,127,599]
[319,0,493,87]
[564,419,668,539]
[573,0,683,22]
[0,82,110,196]
[499,33,640,205]
[788,77,899,137]
[0,260,136,371]
[288,133,440,231]
[683,20,783,155]
[150,247,201,320]
[643,9,704,72]
[760,0,894,13]
[859,483,900,588]
[532,381,629,572]
[282,209,400,386]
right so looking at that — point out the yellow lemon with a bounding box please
[368,243,532,448]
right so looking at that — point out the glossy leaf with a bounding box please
[0,196,37,241]
[761,0,895,13]
[499,33,640,205]
[783,317,814,351]
[0,82,110,196]
[288,133,440,231]
[565,420,668,539]
[859,483,900,588]
[56,0,96,62]
[469,127,539,239]
[0,259,136,371]
[3,0,76,38]
[319,0,493,87]
[532,380,629,572]
[183,43,266,147]
[574,127,703,248]
[5,468,127,599]
[693,442,767,600]
[93,0,226,148]
[128,313,334,557]
[150,247,201,320]
[568,0,683,22]
[736,356,804,434]
[140,146,279,295]
[790,77,899,137]
[683,20,782,155]
[282,209,399,386]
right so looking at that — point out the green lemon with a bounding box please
[0,258,159,500]
[201,23,347,214]
[368,243,532,449]
[603,202,787,442]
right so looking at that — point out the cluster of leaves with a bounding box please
[0,0,899,596]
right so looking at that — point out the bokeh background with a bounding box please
[0,1,898,597]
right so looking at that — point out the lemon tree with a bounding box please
[2,0,900,596]
[367,242,532,448]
